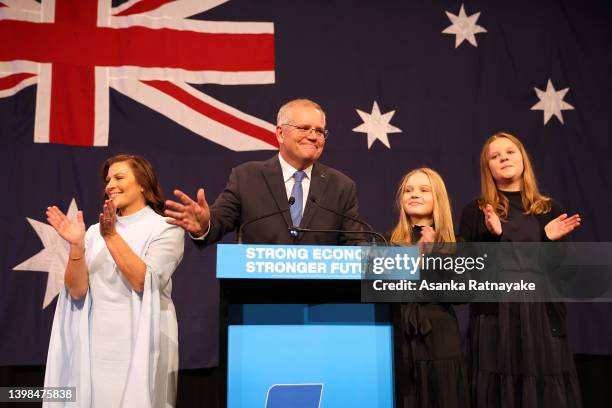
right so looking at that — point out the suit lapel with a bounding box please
[300,162,330,230]
[262,156,293,230]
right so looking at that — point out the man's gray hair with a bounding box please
[276,99,326,126]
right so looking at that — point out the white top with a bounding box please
[44,206,185,408]
[86,205,179,309]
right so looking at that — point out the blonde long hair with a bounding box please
[390,168,456,245]
[478,132,551,219]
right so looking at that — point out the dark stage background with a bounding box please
[1,0,611,406]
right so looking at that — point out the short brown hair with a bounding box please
[101,154,165,215]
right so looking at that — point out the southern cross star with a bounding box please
[352,101,402,149]
[13,199,79,309]
[442,4,487,48]
[531,79,575,125]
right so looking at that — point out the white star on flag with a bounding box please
[13,199,79,309]
[442,4,487,48]
[352,101,402,149]
[530,79,575,125]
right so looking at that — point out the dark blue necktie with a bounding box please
[290,170,306,227]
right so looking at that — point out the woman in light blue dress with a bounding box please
[44,154,184,408]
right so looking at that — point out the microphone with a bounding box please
[289,196,388,245]
[237,197,295,244]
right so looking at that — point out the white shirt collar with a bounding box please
[278,153,313,183]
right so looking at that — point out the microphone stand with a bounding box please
[304,197,388,245]
[237,197,295,243]
[288,227,388,246]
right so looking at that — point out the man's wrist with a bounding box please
[190,220,211,240]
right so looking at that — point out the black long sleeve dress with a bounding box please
[459,191,582,408]
[393,228,470,408]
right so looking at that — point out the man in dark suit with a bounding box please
[165,98,363,245]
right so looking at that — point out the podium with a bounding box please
[217,244,395,408]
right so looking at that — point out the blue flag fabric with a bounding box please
[1,0,611,369]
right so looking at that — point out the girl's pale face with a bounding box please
[401,172,434,224]
[487,138,524,188]
[105,161,146,215]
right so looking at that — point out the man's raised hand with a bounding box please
[165,188,210,237]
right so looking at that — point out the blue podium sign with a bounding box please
[216,244,421,280]
[217,244,363,279]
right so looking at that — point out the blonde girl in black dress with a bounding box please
[391,167,469,408]
[460,132,582,407]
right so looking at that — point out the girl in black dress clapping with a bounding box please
[392,167,469,408]
[459,132,582,408]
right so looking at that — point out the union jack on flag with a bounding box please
[0,0,278,150]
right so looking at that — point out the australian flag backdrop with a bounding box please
[1,0,611,369]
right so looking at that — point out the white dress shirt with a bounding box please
[277,153,312,214]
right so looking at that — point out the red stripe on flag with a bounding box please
[0,21,275,72]
[142,80,279,148]
[114,0,175,17]
[55,0,97,25]
[47,1,97,146]
[49,64,95,146]
[0,73,35,90]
